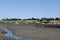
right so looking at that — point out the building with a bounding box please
[48,20,60,24]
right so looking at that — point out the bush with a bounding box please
[45,24,60,28]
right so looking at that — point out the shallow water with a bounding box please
[2,28,31,40]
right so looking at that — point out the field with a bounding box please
[0,23,60,40]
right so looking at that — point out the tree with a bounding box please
[55,17,60,20]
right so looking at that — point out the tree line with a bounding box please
[2,17,60,21]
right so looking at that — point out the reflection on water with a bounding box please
[2,28,31,40]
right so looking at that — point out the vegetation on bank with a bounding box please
[35,23,60,28]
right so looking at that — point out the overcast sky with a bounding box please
[0,0,60,19]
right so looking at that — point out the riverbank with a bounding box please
[0,25,31,40]
[0,29,16,40]
[7,26,60,40]
[0,23,60,40]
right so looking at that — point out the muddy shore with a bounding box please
[0,24,60,40]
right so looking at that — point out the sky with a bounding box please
[0,0,60,19]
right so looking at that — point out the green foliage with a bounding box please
[35,23,45,28]
[35,23,60,28]
[45,24,60,28]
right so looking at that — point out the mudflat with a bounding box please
[5,25,60,40]
[0,24,60,40]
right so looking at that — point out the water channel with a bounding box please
[1,26,31,40]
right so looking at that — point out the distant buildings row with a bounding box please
[0,18,60,25]
[1,19,39,24]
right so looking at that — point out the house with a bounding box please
[48,20,60,24]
